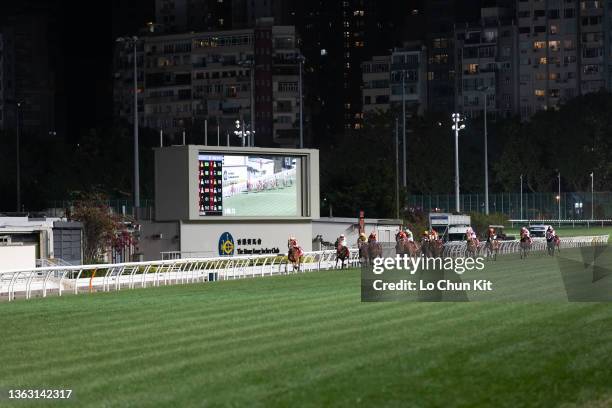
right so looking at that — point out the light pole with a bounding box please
[402,71,407,187]
[451,113,466,213]
[478,86,492,214]
[16,101,22,212]
[117,36,140,216]
[590,172,594,220]
[297,54,305,148]
[239,60,256,146]
[557,172,561,222]
[520,174,523,220]
[395,117,400,220]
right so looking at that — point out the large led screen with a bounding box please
[198,153,301,217]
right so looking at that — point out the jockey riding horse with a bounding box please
[287,236,304,271]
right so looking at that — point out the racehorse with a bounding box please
[519,236,531,260]
[546,234,561,256]
[358,240,369,266]
[423,239,443,258]
[485,238,500,261]
[336,244,351,269]
[287,245,303,272]
[363,241,383,266]
[466,238,479,258]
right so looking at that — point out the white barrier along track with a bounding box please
[0,250,360,302]
[442,235,609,258]
[1,235,608,302]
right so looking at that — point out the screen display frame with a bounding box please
[195,150,311,220]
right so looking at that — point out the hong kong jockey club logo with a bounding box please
[218,232,235,256]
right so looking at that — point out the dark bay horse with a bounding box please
[336,245,350,269]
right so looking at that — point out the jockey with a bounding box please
[421,230,430,242]
[368,232,377,243]
[288,236,304,257]
[520,227,531,241]
[487,227,497,242]
[404,228,414,242]
[336,234,347,250]
[546,226,556,241]
[397,230,407,241]
[429,229,439,241]
[358,233,367,247]
[466,226,479,246]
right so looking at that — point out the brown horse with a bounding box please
[336,245,350,269]
[396,238,420,257]
[423,239,444,258]
[358,241,369,266]
[485,238,500,261]
[520,237,531,260]
[287,246,303,272]
[466,238,479,258]
[366,241,383,265]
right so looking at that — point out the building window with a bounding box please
[534,41,546,49]
[550,25,559,34]
[467,63,478,74]
[539,57,547,65]
[549,41,560,51]
[535,89,545,97]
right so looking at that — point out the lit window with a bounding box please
[535,89,545,97]
[539,57,547,65]
[467,64,479,74]
[533,41,546,49]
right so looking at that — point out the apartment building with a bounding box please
[390,45,428,115]
[114,21,301,147]
[455,7,520,120]
[516,0,612,119]
[361,45,427,117]
[362,55,390,114]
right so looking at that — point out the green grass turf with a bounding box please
[1,248,612,407]
[224,183,297,216]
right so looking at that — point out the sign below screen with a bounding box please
[198,153,300,217]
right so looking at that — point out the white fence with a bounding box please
[0,250,360,302]
[1,235,608,302]
[442,235,609,258]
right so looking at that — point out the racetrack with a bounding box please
[1,245,612,407]
[223,183,297,216]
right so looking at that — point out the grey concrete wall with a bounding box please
[154,146,190,221]
[139,221,181,261]
[180,220,313,256]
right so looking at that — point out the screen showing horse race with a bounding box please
[197,153,301,217]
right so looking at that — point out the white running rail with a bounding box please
[442,235,609,258]
[0,250,360,302]
[1,235,608,302]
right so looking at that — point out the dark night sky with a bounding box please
[1,0,155,140]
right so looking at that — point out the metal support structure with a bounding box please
[402,71,407,187]
[133,40,140,215]
[160,129,163,147]
[520,174,523,220]
[298,55,305,148]
[591,172,594,219]
[16,102,21,211]
[558,172,561,221]
[483,94,489,215]
[250,65,255,147]
[395,117,400,220]
[451,113,466,213]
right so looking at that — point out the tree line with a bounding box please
[1,92,611,219]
